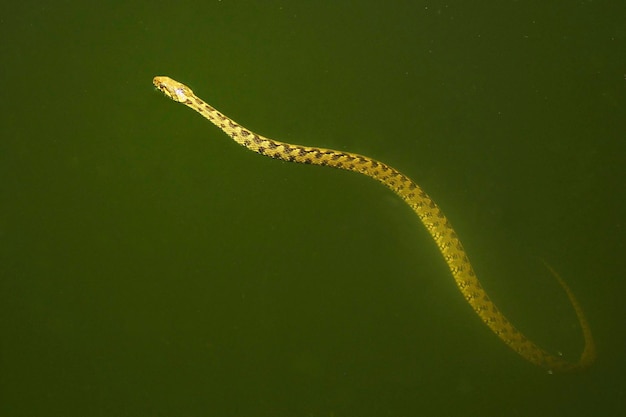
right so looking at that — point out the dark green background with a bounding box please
[2,1,625,416]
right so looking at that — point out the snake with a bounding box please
[153,75,595,372]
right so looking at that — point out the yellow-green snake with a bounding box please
[153,75,595,372]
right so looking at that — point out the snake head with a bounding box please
[153,76,194,103]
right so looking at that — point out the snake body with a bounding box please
[153,76,595,372]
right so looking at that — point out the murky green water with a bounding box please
[2,1,625,416]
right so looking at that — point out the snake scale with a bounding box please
[153,76,595,372]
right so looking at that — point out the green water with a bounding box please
[2,1,625,416]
